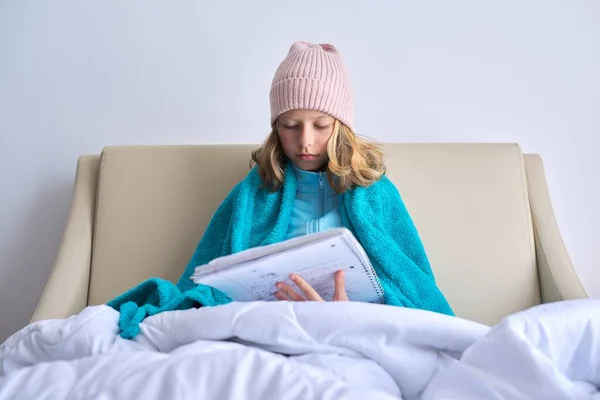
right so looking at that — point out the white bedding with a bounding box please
[1,299,599,399]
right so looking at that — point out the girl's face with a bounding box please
[277,109,335,171]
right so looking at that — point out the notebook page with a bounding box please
[194,228,345,278]
[194,233,383,303]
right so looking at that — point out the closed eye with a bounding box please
[315,124,332,130]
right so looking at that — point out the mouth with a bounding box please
[296,154,318,160]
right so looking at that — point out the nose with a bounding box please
[299,125,314,150]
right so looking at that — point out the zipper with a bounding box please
[318,172,324,218]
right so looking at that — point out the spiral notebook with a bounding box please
[190,228,385,303]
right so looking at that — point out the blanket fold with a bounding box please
[107,278,231,339]
[108,161,453,338]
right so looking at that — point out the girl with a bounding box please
[176,41,453,315]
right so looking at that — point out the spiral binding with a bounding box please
[365,264,385,304]
[342,233,385,304]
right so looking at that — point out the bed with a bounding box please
[1,143,594,399]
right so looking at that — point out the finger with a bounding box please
[333,270,349,301]
[276,282,305,301]
[290,274,323,301]
[274,290,290,301]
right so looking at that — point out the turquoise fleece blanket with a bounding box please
[108,162,453,338]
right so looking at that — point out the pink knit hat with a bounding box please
[269,41,354,130]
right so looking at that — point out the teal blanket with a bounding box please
[108,162,453,338]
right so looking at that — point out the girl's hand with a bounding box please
[274,271,349,302]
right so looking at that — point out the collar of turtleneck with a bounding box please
[290,161,337,195]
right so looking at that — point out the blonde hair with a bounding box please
[250,120,385,194]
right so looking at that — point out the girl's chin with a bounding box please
[293,158,327,172]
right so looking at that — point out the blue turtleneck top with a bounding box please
[286,163,343,239]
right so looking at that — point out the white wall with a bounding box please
[1,0,598,342]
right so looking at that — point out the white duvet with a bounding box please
[1,299,599,399]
